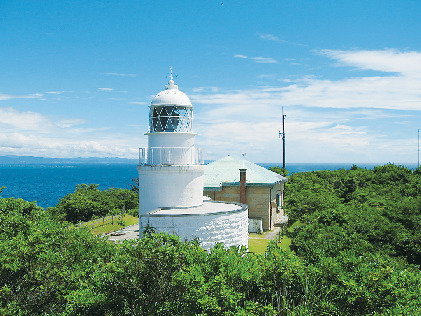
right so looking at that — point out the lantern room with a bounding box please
[149,79,193,133]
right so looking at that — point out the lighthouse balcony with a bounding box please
[139,147,204,165]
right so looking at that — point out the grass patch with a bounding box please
[89,215,138,235]
[249,239,270,254]
[249,227,281,253]
[249,231,272,239]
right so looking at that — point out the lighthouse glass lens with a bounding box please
[151,118,163,132]
[150,105,192,132]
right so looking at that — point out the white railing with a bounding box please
[139,147,204,165]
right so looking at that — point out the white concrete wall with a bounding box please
[138,165,205,215]
[147,132,196,148]
[139,206,249,250]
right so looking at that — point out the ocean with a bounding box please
[0,162,418,208]
[0,164,138,208]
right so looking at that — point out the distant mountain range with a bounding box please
[0,155,138,165]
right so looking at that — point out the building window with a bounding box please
[276,193,283,207]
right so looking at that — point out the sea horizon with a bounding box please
[1,154,419,167]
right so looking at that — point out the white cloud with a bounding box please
[319,49,421,76]
[0,94,14,100]
[191,87,220,93]
[234,54,278,64]
[0,107,145,158]
[1,49,419,163]
[102,72,137,77]
[192,66,421,112]
[0,133,140,158]
[251,57,278,64]
[0,107,54,131]
[56,119,85,128]
[191,49,421,162]
[45,91,70,95]
[195,105,406,163]
[258,33,282,42]
[0,93,43,101]
[279,75,421,110]
[258,33,306,47]
[128,101,148,105]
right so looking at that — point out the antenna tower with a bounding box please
[278,107,286,169]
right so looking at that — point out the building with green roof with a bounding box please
[204,155,288,231]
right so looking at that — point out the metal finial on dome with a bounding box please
[169,66,174,81]
[166,66,178,90]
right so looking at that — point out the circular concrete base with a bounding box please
[139,200,248,250]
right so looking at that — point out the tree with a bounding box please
[51,184,138,224]
[130,177,139,193]
[269,166,289,176]
[0,197,116,315]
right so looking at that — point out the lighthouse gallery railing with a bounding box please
[139,147,204,165]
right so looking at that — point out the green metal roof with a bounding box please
[204,155,287,191]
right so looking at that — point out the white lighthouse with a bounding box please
[138,73,204,214]
[137,73,249,250]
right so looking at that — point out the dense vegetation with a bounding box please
[286,164,421,266]
[49,184,138,223]
[281,164,421,314]
[1,165,420,315]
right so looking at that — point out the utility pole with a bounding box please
[418,128,420,168]
[279,107,286,170]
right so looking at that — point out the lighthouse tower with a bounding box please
[138,74,205,214]
[137,74,249,250]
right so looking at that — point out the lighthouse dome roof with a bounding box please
[151,79,192,107]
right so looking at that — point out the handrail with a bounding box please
[139,147,203,165]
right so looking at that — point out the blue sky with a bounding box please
[1,1,420,163]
